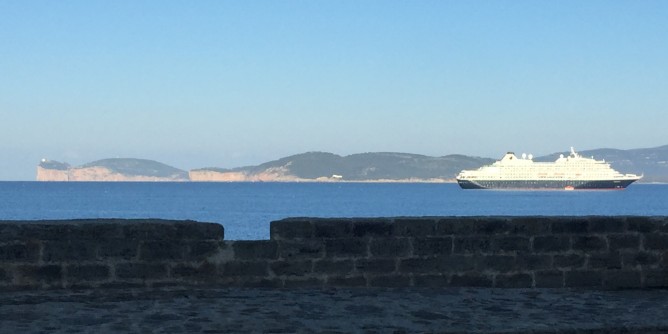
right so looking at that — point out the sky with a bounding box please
[1,1,667,180]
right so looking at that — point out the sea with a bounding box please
[1,182,667,240]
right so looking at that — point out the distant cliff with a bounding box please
[37,158,188,182]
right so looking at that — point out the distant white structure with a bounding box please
[331,174,343,179]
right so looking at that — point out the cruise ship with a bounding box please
[456,148,642,190]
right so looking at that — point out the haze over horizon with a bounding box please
[2,1,667,180]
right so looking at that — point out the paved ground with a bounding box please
[1,287,667,333]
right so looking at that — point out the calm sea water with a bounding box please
[0,182,666,240]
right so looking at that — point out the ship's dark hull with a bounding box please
[457,179,638,190]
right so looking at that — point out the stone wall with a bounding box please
[1,217,667,290]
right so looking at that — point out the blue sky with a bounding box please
[1,1,667,180]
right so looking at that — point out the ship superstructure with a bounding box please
[456,147,642,190]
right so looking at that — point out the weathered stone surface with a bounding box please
[603,270,641,289]
[139,241,186,261]
[572,236,608,252]
[554,254,585,269]
[98,239,139,260]
[327,275,366,287]
[626,217,656,233]
[66,264,110,281]
[115,263,168,280]
[565,270,603,287]
[277,240,324,260]
[354,258,396,274]
[534,270,563,288]
[413,274,449,287]
[313,259,353,275]
[608,234,639,251]
[533,236,571,253]
[368,275,411,287]
[551,218,589,234]
[495,273,533,288]
[644,269,668,287]
[15,265,62,285]
[644,234,668,250]
[232,240,278,260]
[491,236,530,253]
[587,253,622,270]
[588,217,626,233]
[413,237,452,256]
[171,263,217,281]
[393,218,436,237]
[622,252,660,268]
[222,261,268,277]
[313,219,353,238]
[270,260,312,276]
[369,237,410,257]
[270,219,313,239]
[0,242,40,262]
[352,219,393,237]
[477,255,516,273]
[450,273,493,287]
[516,255,552,270]
[42,241,97,262]
[454,236,491,254]
[324,238,367,258]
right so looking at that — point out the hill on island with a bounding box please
[37,158,188,181]
[191,152,496,182]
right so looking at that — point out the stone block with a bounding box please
[603,270,641,289]
[283,277,325,288]
[553,254,585,269]
[588,217,626,233]
[506,217,551,235]
[369,238,410,257]
[313,219,353,238]
[173,222,224,240]
[399,257,442,274]
[413,237,452,256]
[0,223,21,242]
[565,270,602,287]
[622,252,660,268]
[354,258,396,274]
[15,265,62,285]
[516,255,552,270]
[534,270,563,288]
[644,269,668,288]
[270,219,313,240]
[278,240,324,260]
[237,278,283,288]
[69,223,124,241]
[232,240,278,260]
[626,217,657,233]
[324,238,368,258]
[587,253,621,270]
[439,255,477,272]
[495,273,533,288]
[42,241,97,262]
[139,241,187,261]
[450,273,493,287]
[352,219,393,237]
[0,242,40,263]
[644,234,668,250]
[187,241,221,260]
[491,236,530,253]
[435,218,476,235]
[222,261,268,277]
[393,218,436,237]
[608,234,640,251]
[572,236,607,252]
[413,274,449,287]
[115,263,168,280]
[66,264,110,281]
[368,275,411,287]
[327,275,367,287]
[533,236,570,253]
[17,223,74,241]
[474,217,511,234]
[122,222,179,241]
[477,255,515,273]
[454,236,491,254]
[0,267,8,282]
[98,239,139,260]
[270,260,312,277]
[171,263,217,281]
[551,218,589,234]
[313,259,354,275]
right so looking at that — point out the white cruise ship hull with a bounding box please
[457,178,638,190]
